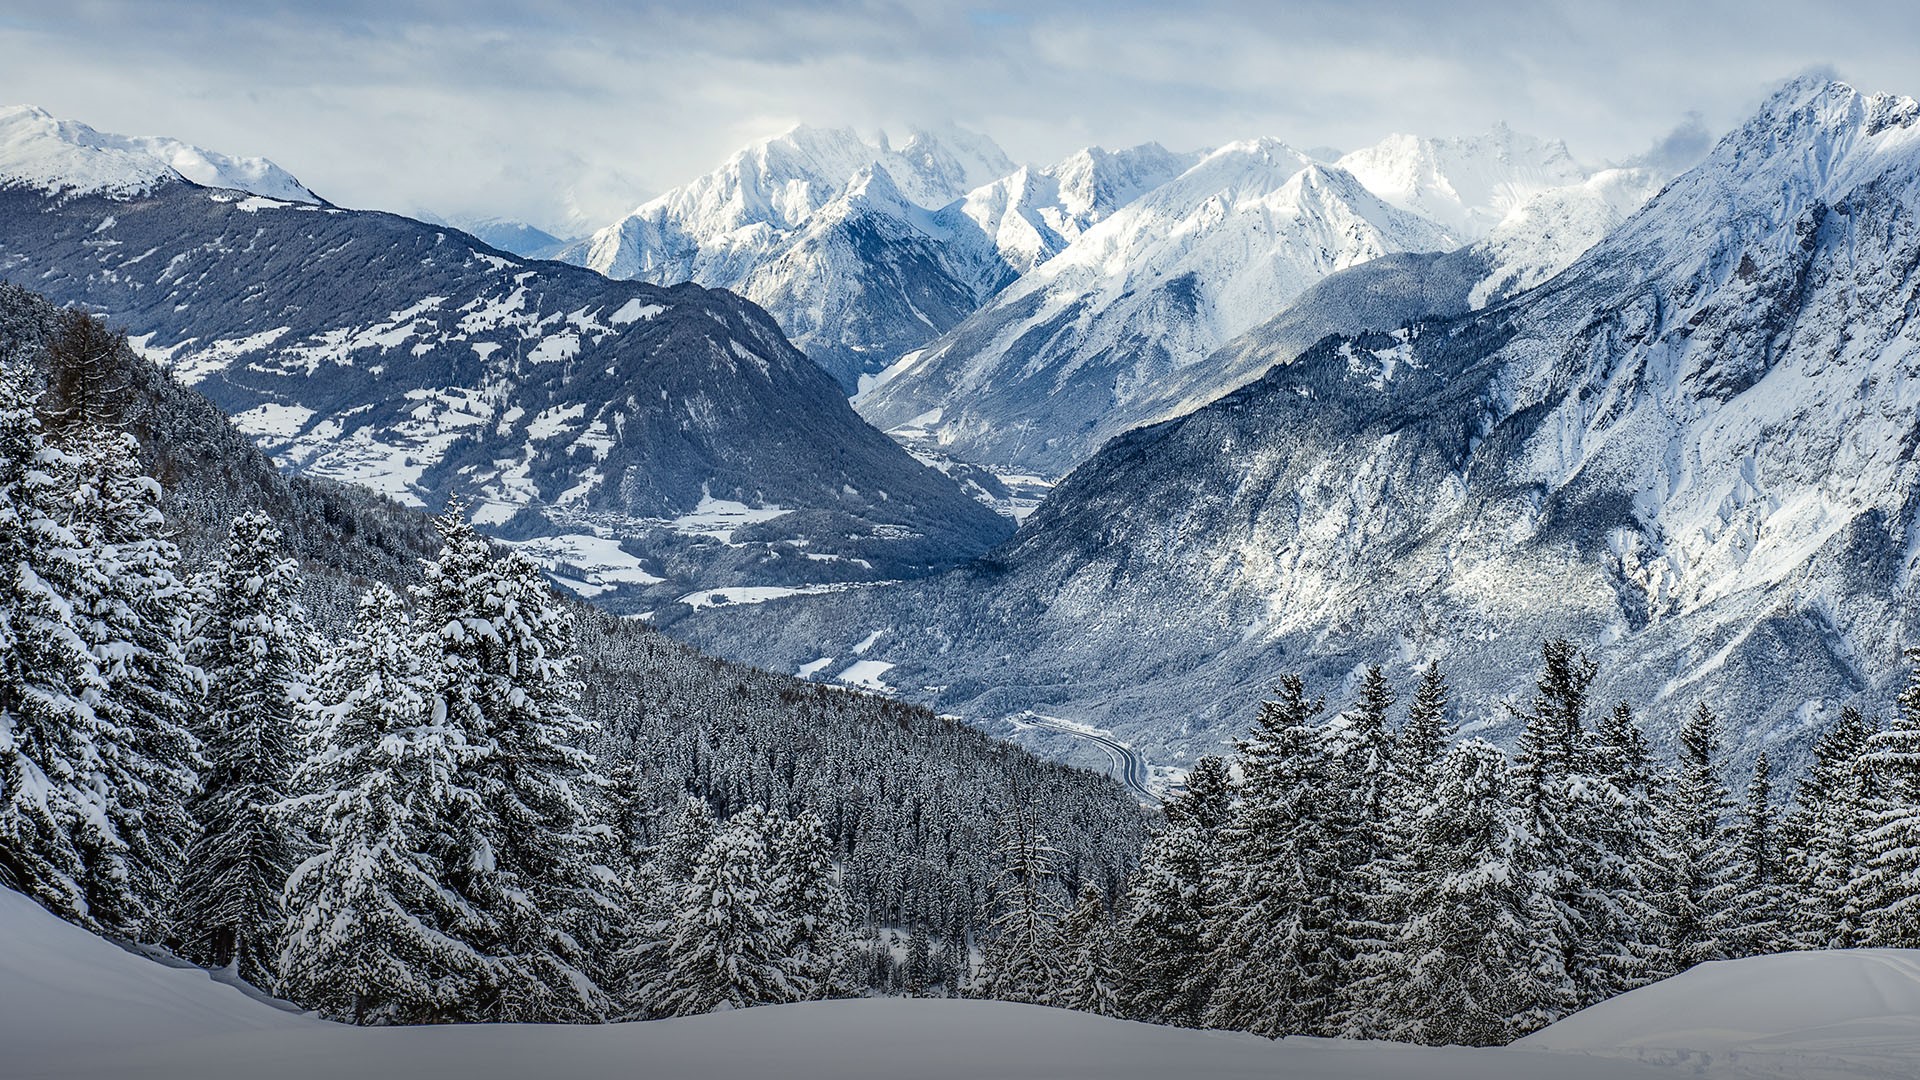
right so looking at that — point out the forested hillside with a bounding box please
[0,281,1146,1019]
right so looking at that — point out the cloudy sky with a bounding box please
[2,0,1915,234]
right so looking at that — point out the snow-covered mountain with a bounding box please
[0,104,318,202]
[853,125,1660,480]
[431,213,574,260]
[0,107,1012,605]
[564,125,1024,388]
[853,138,1460,478]
[1335,124,1591,239]
[674,77,1920,779]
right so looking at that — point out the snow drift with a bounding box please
[2,886,1689,1080]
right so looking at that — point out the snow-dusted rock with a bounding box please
[678,77,1920,778]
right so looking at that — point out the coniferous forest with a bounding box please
[5,287,1920,1047]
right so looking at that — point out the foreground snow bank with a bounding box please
[0,887,1838,1080]
[1523,950,1920,1077]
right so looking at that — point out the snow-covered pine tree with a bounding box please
[1727,752,1783,957]
[178,512,305,986]
[648,806,798,1014]
[1166,754,1234,833]
[1858,647,1920,948]
[1326,666,1402,1037]
[771,809,855,999]
[1583,700,1668,989]
[411,504,612,1022]
[1385,739,1549,1046]
[60,426,203,942]
[1657,703,1740,970]
[904,921,932,996]
[1203,675,1341,1038]
[0,364,115,927]
[1505,640,1594,1015]
[1338,662,1458,1038]
[612,796,716,1020]
[976,807,1067,1005]
[1061,881,1120,1016]
[1786,706,1877,949]
[1118,753,1231,1026]
[278,584,483,1024]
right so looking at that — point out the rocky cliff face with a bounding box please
[674,78,1920,781]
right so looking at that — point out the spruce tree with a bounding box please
[1061,882,1120,1016]
[1584,701,1667,992]
[1119,821,1216,1026]
[1328,666,1402,1036]
[771,810,854,999]
[62,427,203,942]
[1386,740,1551,1046]
[1787,707,1877,948]
[412,506,612,1021]
[1505,640,1594,1015]
[278,585,483,1024]
[0,365,114,927]
[977,807,1066,1005]
[1858,648,1920,947]
[1658,703,1740,969]
[178,512,305,986]
[648,807,798,1014]
[1728,752,1783,957]
[1203,676,1340,1037]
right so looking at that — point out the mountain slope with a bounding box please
[566,125,1020,389]
[2,276,1144,969]
[0,108,1012,601]
[854,140,1459,478]
[677,77,1920,777]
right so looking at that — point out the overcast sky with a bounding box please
[2,1,1915,234]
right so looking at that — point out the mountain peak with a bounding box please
[0,103,318,203]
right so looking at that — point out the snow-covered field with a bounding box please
[7,886,1919,1080]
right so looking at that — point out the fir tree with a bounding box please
[1061,882,1120,1016]
[1203,676,1340,1037]
[278,585,483,1024]
[0,365,114,927]
[1119,821,1216,1026]
[648,807,798,1014]
[1786,706,1877,949]
[1327,665,1402,1036]
[976,807,1066,1005]
[412,506,612,1021]
[1505,640,1595,1015]
[1658,703,1740,969]
[771,809,854,999]
[61,427,203,942]
[1386,740,1551,1046]
[1585,701,1667,989]
[1728,752,1783,957]
[178,512,305,986]
[1858,648,1920,948]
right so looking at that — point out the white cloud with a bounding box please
[0,0,1913,234]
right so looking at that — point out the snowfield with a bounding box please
[6,887,1919,1080]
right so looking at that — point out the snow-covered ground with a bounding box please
[10,885,1920,1080]
[0,888,1677,1080]
[1521,950,1920,1078]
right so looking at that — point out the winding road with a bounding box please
[1017,716,1160,806]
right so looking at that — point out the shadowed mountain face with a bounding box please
[0,170,1012,602]
[673,78,1920,778]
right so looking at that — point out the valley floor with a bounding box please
[6,888,1919,1080]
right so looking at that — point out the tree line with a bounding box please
[973,642,1920,1045]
